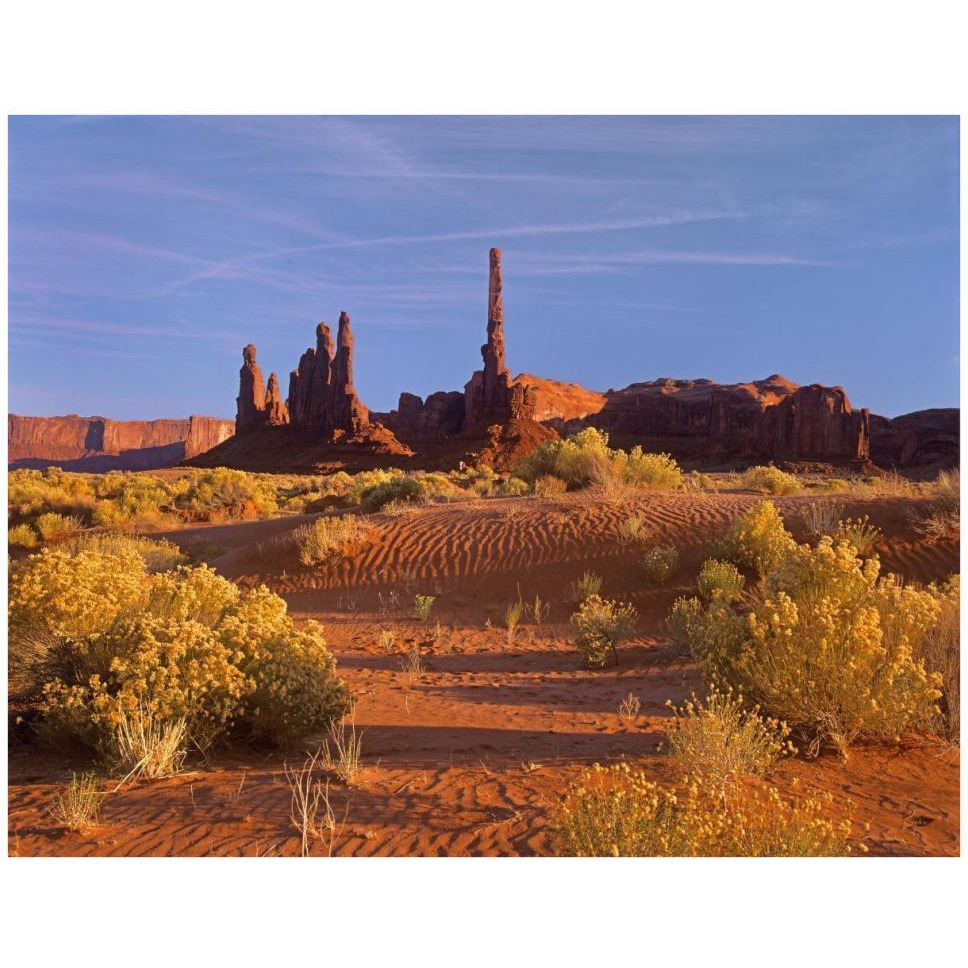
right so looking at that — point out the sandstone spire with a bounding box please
[482,246,509,407]
[330,311,369,434]
[235,343,267,435]
[264,372,290,426]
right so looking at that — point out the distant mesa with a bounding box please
[8,414,233,471]
[11,249,956,475]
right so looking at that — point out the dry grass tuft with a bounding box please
[49,772,105,830]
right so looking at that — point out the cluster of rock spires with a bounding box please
[183,246,955,474]
[235,312,370,439]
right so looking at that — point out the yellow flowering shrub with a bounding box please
[220,587,351,743]
[719,500,796,576]
[692,537,945,755]
[570,594,638,668]
[9,547,149,642]
[42,616,246,755]
[11,539,351,763]
[740,465,801,495]
[553,764,853,856]
[696,558,745,602]
[62,531,186,573]
[293,514,372,566]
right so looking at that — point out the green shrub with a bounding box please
[642,546,678,583]
[175,468,278,520]
[360,476,438,513]
[570,594,637,668]
[719,501,796,576]
[552,765,853,857]
[696,559,745,602]
[740,465,801,495]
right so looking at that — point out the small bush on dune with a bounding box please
[414,594,435,621]
[8,523,38,548]
[532,474,568,497]
[912,468,960,541]
[617,515,646,544]
[834,515,882,556]
[552,764,853,857]
[48,772,105,830]
[800,498,842,539]
[33,512,84,540]
[619,448,682,490]
[570,594,637,668]
[665,596,705,652]
[696,559,745,602]
[740,465,801,495]
[569,570,603,602]
[664,686,794,783]
[642,546,678,583]
[62,532,186,572]
[294,514,371,566]
[358,474,468,513]
[718,501,796,576]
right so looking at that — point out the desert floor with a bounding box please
[8,489,960,856]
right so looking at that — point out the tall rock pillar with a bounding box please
[235,344,267,435]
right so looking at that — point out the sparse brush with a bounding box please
[696,559,745,602]
[414,594,435,621]
[34,512,84,540]
[681,471,717,492]
[113,702,188,784]
[49,771,104,830]
[505,599,524,644]
[666,596,705,654]
[912,468,960,541]
[617,515,646,544]
[377,629,396,653]
[320,713,365,785]
[918,576,959,742]
[63,531,186,572]
[570,594,637,669]
[834,516,882,556]
[740,465,801,496]
[800,499,842,539]
[400,645,424,679]
[552,765,855,857]
[295,514,370,566]
[618,692,641,724]
[642,546,678,584]
[8,523,38,548]
[663,685,795,783]
[285,747,337,857]
[528,594,550,625]
[570,570,603,602]
[533,474,568,497]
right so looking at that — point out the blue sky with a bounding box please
[8,115,959,420]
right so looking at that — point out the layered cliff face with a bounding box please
[8,414,234,471]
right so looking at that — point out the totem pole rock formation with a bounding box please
[235,344,267,434]
[462,247,531,430]
[328,312,370,435]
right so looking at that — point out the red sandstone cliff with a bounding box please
[8,414,234,471]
